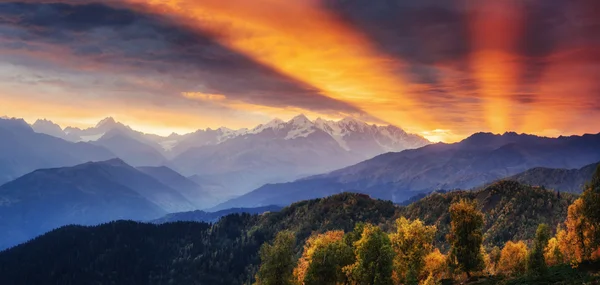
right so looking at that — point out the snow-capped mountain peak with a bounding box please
[284,115,317,140]
[290,114,312,126]
[336,116,371,133]
[95,117,117,129]
[250,118,285,134]
[24,115,430,159]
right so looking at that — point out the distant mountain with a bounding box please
[0,118,116,185]
[169,127,247,156]
[24,115,428,197]
[0,182,577,284]
[214,132,600,209]
[31,119,72,140]
[506,162,599,193]
[0,159,192,249]
[137,166,216,208]
[171,114,429,195]
[92,129,167,167]
[151,205,281,224]
[65,117,165,150]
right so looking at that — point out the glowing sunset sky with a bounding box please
[0,0,598,142]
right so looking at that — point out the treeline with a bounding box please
[254,166,600,285]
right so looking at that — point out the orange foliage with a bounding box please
[294,230,345,284]
[560,198,598,265]
[497,241,528,275]
[423,248,447,282]
[544,237,564,266]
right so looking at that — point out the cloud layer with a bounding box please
[0,0,598,140]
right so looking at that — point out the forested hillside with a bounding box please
[0,180,582,285]
[399,180,577,248]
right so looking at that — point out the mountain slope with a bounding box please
[0,159,170,249]
[216,132,600,209]
[0,182,577,285]
[93,129,167,167]
[505,162,599,193]
[137,166,216,208]
[0,118,116,185]
[171,115,366,195]
[171,114,429,196]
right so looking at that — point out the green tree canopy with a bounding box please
[447,199,485,278]
[255,231,297,285]
[581,164,600,252]
[304,240,354,285]
[528,224,551,276]
[346,224,394,285]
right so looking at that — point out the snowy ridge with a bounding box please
[24,115,430,155]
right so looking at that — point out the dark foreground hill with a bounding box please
[0,182,577,284]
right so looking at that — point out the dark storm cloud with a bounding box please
[321,0,474,118]
[324,0,599,114]
[0,2,364,115]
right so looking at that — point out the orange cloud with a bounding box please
[182,92,227,101]
[126,0,437,133]
[468,1,526,134]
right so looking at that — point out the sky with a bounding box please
[0,0,598,142]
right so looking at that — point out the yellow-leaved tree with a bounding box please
[294,230,354,285]
[423,248,447,283]
[497,241,528,276]
[544,235,564,266]
[389,217,437,284]
[553,166,600,266]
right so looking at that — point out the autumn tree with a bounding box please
[345,224,394,285]
[528,224,551,275]
[389,217,437,284]
[563,198,593,263]
[294,231,354,285]
[447,199,485,278]
[423,249,447,283]
[544,236,564,266]
[488,246,501,274]
[556,164,600,265]
[498,241,528,276]
[255,231,297,285]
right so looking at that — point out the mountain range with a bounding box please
[24,115,430,195]
[213,132,600,210]
[0,159,209,249]
[506,162,599,193]
[0,118,115,185]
